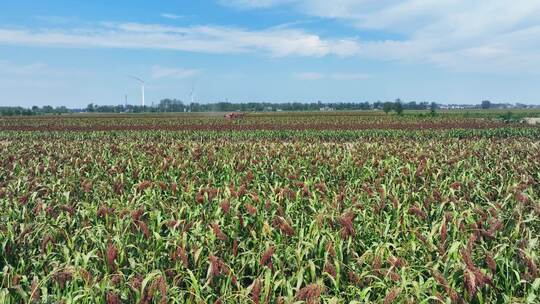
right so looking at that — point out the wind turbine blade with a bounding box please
[127,75,144,83]
[127,75,145,107]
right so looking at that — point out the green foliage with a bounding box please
[0,114,539,303]
[430,102,437,117]
[383,102,394,114]
[394,100,404,115]
[499,111,513,122]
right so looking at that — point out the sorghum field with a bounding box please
[1,112,539,303]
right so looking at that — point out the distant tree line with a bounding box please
[0,106,72,116]
[85,99,439,113]
[0,99,536,116]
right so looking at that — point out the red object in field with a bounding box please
[225,112,245,119]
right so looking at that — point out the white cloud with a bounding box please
[151,66,201,79]
[5,0,540,73]
[293,72,371,80]
[220,0,295,9]
[161,13,185,20]
[221,0,540,72]
[0,23,362,58]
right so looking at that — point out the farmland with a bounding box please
[1,112,539,303]
[1,110,540,132]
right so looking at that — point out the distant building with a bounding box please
[440,104,477,110]
[319,106,334,112]
[523,118,540,125]
[492,103,515,109]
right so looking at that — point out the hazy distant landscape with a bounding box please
[1,100,540,116]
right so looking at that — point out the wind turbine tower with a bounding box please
[128,75,145,107]
[189,85,195,104]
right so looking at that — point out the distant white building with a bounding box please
[523,118,540,125]
[320,106,334,111]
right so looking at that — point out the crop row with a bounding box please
[0,112,511,131]
[1,136,539,303]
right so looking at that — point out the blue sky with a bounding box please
[1,0,539,107]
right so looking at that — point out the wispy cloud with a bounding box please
[151,66,201,79]
[221,0,540,72]
[220,0,295,9]
[4,0,540,74]
[161,13,185,20]
[293,72,371,80]
[0,23,362,58]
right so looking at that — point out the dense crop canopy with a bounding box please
[0,113,539,303]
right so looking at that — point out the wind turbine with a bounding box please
[189,85,195,104]
[128,75,145,107]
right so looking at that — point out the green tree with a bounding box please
[394,100,404,115]
[42,105,54,113]
[430,102,437,117]
[383,102,393,114]
[481,100,491,109]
